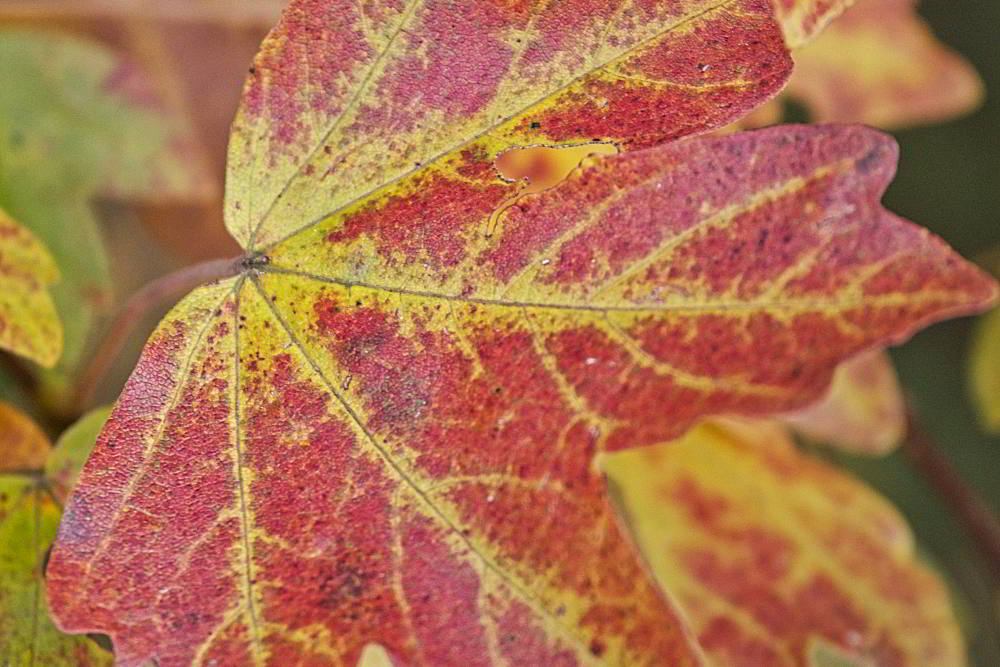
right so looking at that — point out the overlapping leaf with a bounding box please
[0,401,51,471]
[771,0,856,48]
[783,0,983,128]
[45,1,998,664]
[606,419,965,666]
[783,350,905,455]
[0,207,61,368]
[0,408,110,666]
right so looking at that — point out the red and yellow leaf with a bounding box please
[224,0,793,250]
[605,418,965,666]
[45,406,111,504]
[48,117,997,664]
[0,206,62,368]
[772,0,856,48]
[784,0,983,128]
[0,409,110,665]
[0,400,50,472]
[41,1,998,664]
[783,350,905,455]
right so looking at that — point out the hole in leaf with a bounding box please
[487,143,619,235]
[495,142,618,196]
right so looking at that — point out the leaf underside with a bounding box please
[45,1,997,665]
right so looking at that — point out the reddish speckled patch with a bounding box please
[383,1,526,121]
[524,1,790,148]
[47,289,241,666]
[242,0,374,154]
[400,517,493,665]
[326,156,509,270]
[229,0,795,250]
[298,287,703,663]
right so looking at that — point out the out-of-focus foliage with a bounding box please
[0,400,50,471]
[784,350,906,455]
[607,418,965,666]
[968,251,1000,434]
[0,29,208,404]
[786,0,983,128]
[969,307,1000,433]
[0,407,110,666]
[1,0,280,262]
[0,207,62,367]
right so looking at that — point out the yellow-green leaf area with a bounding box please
[0,476,110,666]
[0,206,62,367]
[970,307,1000,433]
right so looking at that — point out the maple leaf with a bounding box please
[0,207,62,368]
[0,407,110,666]
[782,350,905,455]
[605,418,965,666]
[43,1,997,665]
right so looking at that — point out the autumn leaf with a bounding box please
[783,350,905,455]
[606,418,966,666]
[44,1,997,665]
[0,29,207,398]
[0,408,110,666]
[0,401,51,472]
[784,0,983,128]
[0,207,62,368]
[772,0,856,48]
[46,406,112,504]
[969,307,1000,433]
[727,0,982,134]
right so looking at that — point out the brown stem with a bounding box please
[902,407,1000,579]
[72,256,244,412]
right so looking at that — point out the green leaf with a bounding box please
[0,407,110,665]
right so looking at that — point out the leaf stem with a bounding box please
[902,407,1000,579]
[72,255,244,412]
